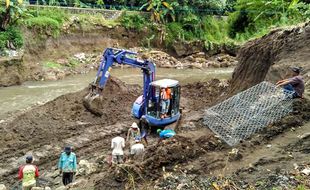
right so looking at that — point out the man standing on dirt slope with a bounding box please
[138,115,149,146]
[130,137,145,161]
[111,136,125,164]
[276,66,305,98]
[18,155,39,190]
[126,122,141,146]
[157,129,176,143]
[58,146,77,186]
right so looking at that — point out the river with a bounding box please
[0,67,233,119]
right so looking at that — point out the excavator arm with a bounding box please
[83,48,156,116]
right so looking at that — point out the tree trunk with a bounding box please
[1,8,11,31]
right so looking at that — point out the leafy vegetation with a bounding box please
[0,0,309,53]
[140,0,174,23]
[22,9,66,36]
[228,0,310,41]
[0,25,23,50]
[120,12,147,30]
[43,61,62,68]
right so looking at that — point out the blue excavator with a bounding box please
[83,48,181,126]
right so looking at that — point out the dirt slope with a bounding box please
[0,77,140,185]
[230,22,310,94]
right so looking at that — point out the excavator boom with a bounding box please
[83,48,156,116]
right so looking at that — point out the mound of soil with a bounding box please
[182,79,229,110]
[0,77,140,184]
[230,22,310,94]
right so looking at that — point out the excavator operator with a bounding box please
[160,87,171,118]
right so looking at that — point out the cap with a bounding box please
[131,122,138,129]
[157,129,162,134]
[64,146,71,153]
[135,137,141,142]
[26,155,33,162]
[290,66,301,74]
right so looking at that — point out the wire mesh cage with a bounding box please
[203,81,294,146]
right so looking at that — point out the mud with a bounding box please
[1,73,310,189]
[0,77,139,185]
[1,23,310,190]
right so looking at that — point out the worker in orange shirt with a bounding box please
[160,87,171,118]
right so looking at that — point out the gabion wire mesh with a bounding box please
[203,81,294,146]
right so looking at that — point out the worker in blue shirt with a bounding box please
[157,129,176,143]
[58,146,77,186]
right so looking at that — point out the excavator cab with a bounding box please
[132,79,181,126]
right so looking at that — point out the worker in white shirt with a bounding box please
[111,136,125,164]
[130,137,145,161]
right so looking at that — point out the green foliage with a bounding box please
[202,16,229,43]
[43,61,62,68]
[96,0,104,8]
[295,185,307,190]
[22,9,67,37]
[0,0,28,30]
[0,25,23,50]
[68,58,80,67]
[165,22,185,45]
[120,12,147,30]
[24,16,61,36]
[228,0,310,40]
[27,9,66,24]
[140,0,174,23]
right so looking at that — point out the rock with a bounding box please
[185,56,195,62]
[299,133,310,139]
[44,72,57,81]
[74,53,86,61]
[228,148,243,161]
[53,176,61,185]
[195,57,207,63]
[301,168,310,175]
[67,179,88,188]
[78,160,97,175]
[50,169,60,178]
[192,52,205,58]
[55,186,67,190]
[56,59,69,66]
[0,184,6,190]
[172,41,204,57]
[31,187,44,190]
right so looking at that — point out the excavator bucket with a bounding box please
[83,85,104,116]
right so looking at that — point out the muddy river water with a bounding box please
[0,67,233,119]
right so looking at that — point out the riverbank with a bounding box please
[0,47,237,87]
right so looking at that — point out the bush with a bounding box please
[202,16,229,42]
[228,0,310,40]
[23,16,61,36]
[166,22,184,43]
[120,13,147,31]
[0,26,23,51]
[43,61,62,68]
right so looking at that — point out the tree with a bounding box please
[1,0,24,30]
[140,0,174,23]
